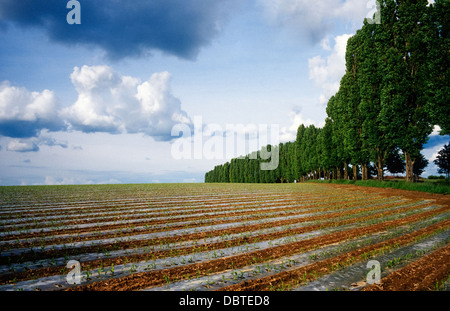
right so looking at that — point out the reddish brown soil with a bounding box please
[363,244,450,291]
[65,209,449,291]
[3,184,448,291]
[217,220,450,291]
[0,198,430,267]
[1,198,436,285]
[2,192,335,224]
[0,195,375,245]
[1,195,322,227]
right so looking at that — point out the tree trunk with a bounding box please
[404,151,415,183]
[336,167,341,180]
[353,165,358,181]
[361,163,368,180]
[376,156,384,182]
[344,163,348,180]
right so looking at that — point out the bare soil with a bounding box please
[363,243,450,291]
[66,209,449,291]
[2,183,448,291]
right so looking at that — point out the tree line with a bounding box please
[206,0,449,184]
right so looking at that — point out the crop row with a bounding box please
[0,183,448,291]
[1,198,431,264]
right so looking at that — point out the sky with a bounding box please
[0,0,448,186]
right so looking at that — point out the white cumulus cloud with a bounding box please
[0,81,64,137]
[308,34,352,106]
[280,107,322,142]
[258,0,370,42]
[7,139,39,152]
[62,65,191,141]
[5,134,68,153]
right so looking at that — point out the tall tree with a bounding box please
[434,143,450,179]
[327,92,351,179]
[296,124,306,180]
[318,120,335,179]
[357,19,394,182]
[425,0,450,135]
[342,32,371,180]
[378,0,434,182]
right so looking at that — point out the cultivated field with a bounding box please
[0,183,449,291]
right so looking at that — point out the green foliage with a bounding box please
[434,143,450,178]
[385,149,405,176]
[308,179,450,195]
[206,1,447,185]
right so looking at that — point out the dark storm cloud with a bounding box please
[0,120,65,138]
[0,0,234,60]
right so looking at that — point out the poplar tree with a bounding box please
[296,124,306,180]
[378,0,434,182]
[327,93,351,180]
[425,0,449,135]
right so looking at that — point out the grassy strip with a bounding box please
[307,179,450,195]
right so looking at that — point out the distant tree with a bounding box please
[287,142,298,182]
[434,143,450,179]
[413,153,429,180]
[367,163,378,179]
[230,158,238,183]
[385,149,405,177]
[296,124,306,180]
[223,162,230,183]
[319,120,338,179]
[326,94,350,179]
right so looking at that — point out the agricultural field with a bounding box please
[0,183,449,292]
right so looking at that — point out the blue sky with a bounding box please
[0,0,447,185]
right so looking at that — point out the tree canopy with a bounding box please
[205,1,449,184]
[434,143,450,179]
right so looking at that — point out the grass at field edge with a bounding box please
[306,179,450,195]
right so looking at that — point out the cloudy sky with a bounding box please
[0,0,447,185]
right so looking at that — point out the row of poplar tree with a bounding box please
[205,0,449,184]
